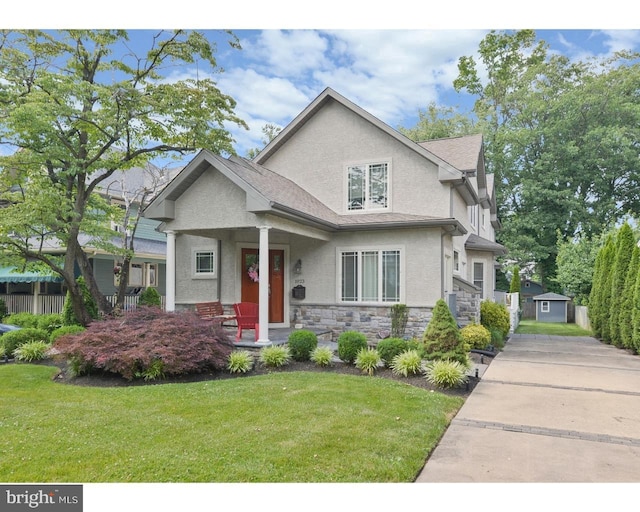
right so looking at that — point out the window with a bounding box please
[193,249,216,278]
[145,263,158,287]
[473,262,484,296]
[541,301,550,313]
[469,205,477,230]
[113,261,155,288]
[347,162,389,211]
[453,251,460,273]
[340,249,401,302]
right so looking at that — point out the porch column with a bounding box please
[165,230,176,312]
[256,225,271,344]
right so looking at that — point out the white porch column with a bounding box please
[165,230,176,312]
[256,225,271,344]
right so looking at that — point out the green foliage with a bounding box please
[609,222,636,347]
[555,233,601,305]
[259,345,291,368]
[424,360,469,389]
[620,245,639,349]
[135,359,165,381]
[390,350,423,377]
[337,331,368,364]
[589,234,615,339]
[480,300,510,339]
[0,299,7,319]
[227,350,254,374]
[310,347,334,367]
[138,287,161,307]
[3,312,39,328]
[399,102,483,140]
[287,330,318,362]
[488,328,506,350]
[390,304,409,338]
[460,324,491,350]
[49,325,86,343]
[354,348,381,376]
[422,299,466,362]
[36,314,64,334]
[1,328,49,357]
[13,340,51,362]
[376,337,408,367]
[62,277,98,326]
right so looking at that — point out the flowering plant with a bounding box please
[113,265,122,275]
[247,263,259,282]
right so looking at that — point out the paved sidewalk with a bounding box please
[416,334,640,482]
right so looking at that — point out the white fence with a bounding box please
[0,294,166,316]
[506,292,520,333]
[575,305,591,332]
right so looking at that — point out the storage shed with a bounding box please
[532,292,571,323]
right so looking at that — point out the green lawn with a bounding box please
[515,319,592,336]
[0,364,463,483]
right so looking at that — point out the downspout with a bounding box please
[217,239,222,301]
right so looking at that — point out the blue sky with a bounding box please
[7,2,640,162]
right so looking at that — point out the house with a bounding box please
[0,164,177,315]
[521,279,545,303]
[533,292,571,323]
[144,88,506,342]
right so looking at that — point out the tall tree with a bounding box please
[554,232,602,305]
[609,222,636,347]
[620,245,639,349]
[399,102,484,141]
[0,30,247,325]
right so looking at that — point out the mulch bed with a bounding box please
[40,351,492,398]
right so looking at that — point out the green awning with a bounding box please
[0,266,62,283]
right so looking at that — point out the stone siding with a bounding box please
[453,287,481,326]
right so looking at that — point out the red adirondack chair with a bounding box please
[233,302,259,341]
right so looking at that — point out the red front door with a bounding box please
[240,248,285,323]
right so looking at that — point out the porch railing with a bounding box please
[0,294,166,316]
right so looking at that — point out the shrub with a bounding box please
[227,350,254,374]
[37,314,64,334]
[3,312,39,328]
[423,299,467,363]
[1,328,49,357]
[488,328,506,350]
[424,359,469,389]
[376,337,408,367]
[406,339,425,357]
[259,345,291,368]
[14,340,52,362]
[337,331,368,364]
[53,307,234,380]
[0,345,5,359]
[355,347,381,376]
[138,287,162,307]
[480,300,510,339]
[50,325,86,343]
[310,346,334,367]
[287,330,318,361]
[390,304,409,338]
[390,349,423,377]
[460,323,491,350]
[136,359,165,381]
[62,276,98,326]
[0,298,6,319]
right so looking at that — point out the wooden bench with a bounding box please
[195,301,236,326]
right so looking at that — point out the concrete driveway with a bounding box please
[416,333,640,482]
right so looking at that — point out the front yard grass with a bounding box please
[0,364,463,483]
[515,319,592,336]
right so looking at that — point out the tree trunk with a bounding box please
[75,247,113,318]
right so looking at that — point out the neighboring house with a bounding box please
[144,88,506,342]
[533,292,571,323]
[521,279,545,303]
[0,165,178,315]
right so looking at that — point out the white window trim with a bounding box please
[473,260,484,297]
[336,245,404,304]
[345,159,392,213]
[453,250,460,273]
[541,301,550,313]
[192,248,217,279]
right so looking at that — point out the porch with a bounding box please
[229,326,333,349]
[0,294,167,316]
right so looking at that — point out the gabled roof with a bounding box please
[144,150,467,235]
[253,87,478,205]
[419,134,483,174]
[533,292,571,301]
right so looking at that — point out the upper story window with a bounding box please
[453,251,460,273]
[468,204,477,231]
[347,162,389,211]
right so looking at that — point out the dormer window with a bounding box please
[347,162,389,211]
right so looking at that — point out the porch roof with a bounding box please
[465,234,508,255]
[0,266,62,283]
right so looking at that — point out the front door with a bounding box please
[240,248,285,323]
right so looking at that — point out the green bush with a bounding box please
[62,276,98,326]
[488,328,505,350]
[376,337,408,367]
[3,312,39,328]
[424,359,469,389]
[390,304,409,338]
[135,359,165,381]
[14,340,52,362]
[227,350,254,374]
[460,323,491,350]
[37,314,64,334]
[138,287,162,307]
[1,328,49,357]
[354,347,381,376]
[390,349,423,377]
[480,300,510,339]
[310,346,334,367]
[337,331,368,364]
[49,325,86,343]
[406,339,425,357]
[423,299,467,363]
[0,298,6,319]
[287,330,318,361]
[259,345,291,368]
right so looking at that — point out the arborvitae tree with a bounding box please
[509,266,522,307]
[422,299,467,365]
[609,223,635,347]
[620,245,639,349]
[598,235,617,343]
[632,261,640,354]
[588,238,606,338]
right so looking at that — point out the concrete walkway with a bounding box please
[416,334,640,482]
